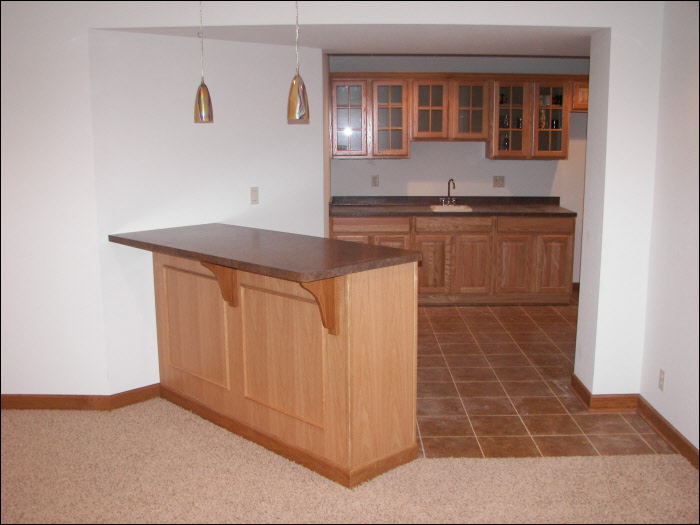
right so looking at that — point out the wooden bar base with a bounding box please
[161,386,418,488]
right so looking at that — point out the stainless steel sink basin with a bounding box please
[430,204,473,212]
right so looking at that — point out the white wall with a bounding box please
[640,1,699,448]
[1,1,697,448]
[90,30,324,395]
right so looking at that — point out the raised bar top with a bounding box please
[109,223,421,283]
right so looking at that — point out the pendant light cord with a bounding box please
[199,1,205,81]
[295,1,300,75]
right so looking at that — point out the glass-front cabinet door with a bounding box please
[372,80,409,157]
[488,80,532,159]
[412,79,449,139]
[449,80,489,140]
[331,79,368,157]
[532,81,570,159]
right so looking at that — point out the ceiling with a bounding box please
[120,24,593,57]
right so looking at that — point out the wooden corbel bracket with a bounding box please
[300,277,341,336]
[201,262,238,308]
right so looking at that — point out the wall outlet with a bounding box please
[493,176,505,188]
[250,186,259,205]
[371,175,380,187]
[658,369,665,391]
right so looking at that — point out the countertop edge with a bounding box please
[108,230,421,283]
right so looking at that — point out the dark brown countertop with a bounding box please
[109,223,422,283]
[330,196,577,217]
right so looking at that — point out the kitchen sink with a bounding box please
[430,204,473,212]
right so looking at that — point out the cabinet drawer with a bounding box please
[415,216,493,233]
[331,217,411,233]
[496,217,574,234]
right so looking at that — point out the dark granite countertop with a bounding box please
[330,196,577,217]
[109,223,422,282]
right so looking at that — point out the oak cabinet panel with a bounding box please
[537,234,574,294]
[494,234,536,294]
[571,81,589,112]
[452,234,492,294]
[374,234,410,250]
[414,234,451,294]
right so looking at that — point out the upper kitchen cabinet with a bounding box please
[532,80,570,159]
[330,73,587,160]
[372,79,410,157]
[488,80,533,159]
[412,78,449,139]
[488,77,572,160]
[449,79,489,141]
[331,79,368,157]
[571,81,589,112]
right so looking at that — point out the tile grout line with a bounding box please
[516,304,604,456]
[433,308,486,458]
[483,304,546,457]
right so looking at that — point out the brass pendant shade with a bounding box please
[287,1,309,124]
[195,80,213,123]
[287,73,309,123]
[194,1,213,124]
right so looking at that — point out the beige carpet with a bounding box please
[2,398,698,524]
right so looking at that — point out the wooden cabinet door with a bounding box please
[333,234,370,244]
[532,80,570,159]
[494,234,536,294]
[331,79,368,157]
[414,234,451,294]
[452,234,491,294]
[488,80,532,159]
[449,80,489,140]
[536,234,574,294]
[571,81,589,112]
[412,79,449,139]
[372,80,410,157]
[373,234,410,250]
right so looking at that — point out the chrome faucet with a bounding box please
[447,178,456,204]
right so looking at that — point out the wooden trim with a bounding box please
[570,374,638,413]
[0,384,161,411]
[571,375,698,470]
[637,396,699,470]
[160,385,417,488]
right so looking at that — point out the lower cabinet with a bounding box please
[331,214,574,304]
[413,234,452,293]
[331,217,410,249]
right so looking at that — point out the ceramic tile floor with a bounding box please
[416,293,676,459]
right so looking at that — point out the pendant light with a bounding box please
[287,1,309,124]
[194,0,213,123]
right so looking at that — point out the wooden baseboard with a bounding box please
[0,384,161,410]
[571,374,698,470]
[160,385,417,488]
[637,396,699,470]
[570,374,638,413]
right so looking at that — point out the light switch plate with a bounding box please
[250,186,259,204]
[371,175,380,187]
[493,176,505,188]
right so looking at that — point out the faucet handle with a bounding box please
[439,197,447,206]
[450,197,457,205]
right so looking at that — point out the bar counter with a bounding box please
[109,223,422,487]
